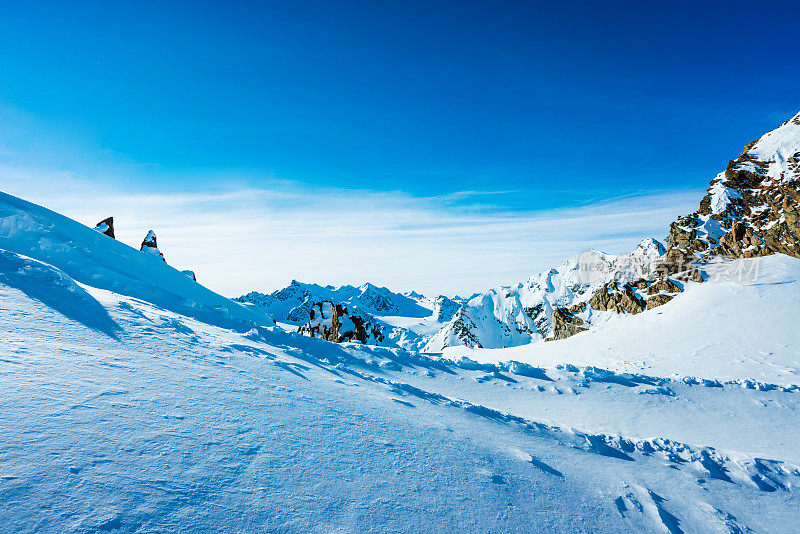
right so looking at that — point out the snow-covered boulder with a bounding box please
[297,301,386,345]
[93,217,115,239]
[140,230,165,262]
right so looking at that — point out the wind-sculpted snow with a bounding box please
[2,181,800,530]
[0,191,270,332]
[2,247,799,530]
[0,249,120,338]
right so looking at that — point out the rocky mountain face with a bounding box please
[661,111,800,270]
[297,301,386,345]
[140,230,166,262]
[549,277,684,340]
[548,111,800,342]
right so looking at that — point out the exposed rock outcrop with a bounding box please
[548,111,800,341]
[93,217,115,239]
[587,282,646,314]
[660,110,800,272]
[140,230,166,262]
[298,301,385,345]
[550,308,587,341]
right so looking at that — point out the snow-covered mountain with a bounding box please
[662,110,800,266]
[235,279,463,351]
[2,188,800,531]
[423,238,667,351]
[425,110,800,351]
[236,280,431,323]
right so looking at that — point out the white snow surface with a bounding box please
[1,191,800,532]
[707,172,744,215]
[438,254,800,386]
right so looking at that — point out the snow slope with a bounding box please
[2,192,800,531]
[2,251,799,532]
[438,254,800,386]
[0,191,271,332]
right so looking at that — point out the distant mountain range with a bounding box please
[237,110,800,351]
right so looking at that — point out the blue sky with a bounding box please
[0,1,798,294]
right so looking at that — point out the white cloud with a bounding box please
[0,163,702,297]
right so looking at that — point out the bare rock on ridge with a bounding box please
[140,230,166,262]
[93,217,115,239]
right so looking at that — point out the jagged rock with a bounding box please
[550,308,587,341]
[140,230,166,262]
[647,278,681,295]
[661,110,800,268]
[644,278,683,310]
[646,293,675,310]
[93,217,115,239]
[298,301,385,345]
[587,282,646,315]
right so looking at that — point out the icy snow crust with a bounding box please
[1,192,800,531]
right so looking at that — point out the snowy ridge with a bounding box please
[236,280,430,324]
[736,110,800,183]
[0,191,270,332]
